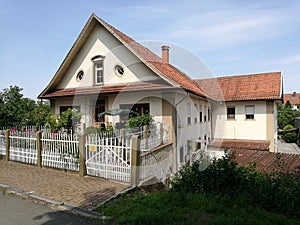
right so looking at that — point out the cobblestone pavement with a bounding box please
[0,159,130,209]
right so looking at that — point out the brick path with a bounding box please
[0,159,130,209]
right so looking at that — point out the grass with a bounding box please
[96,190,300,225]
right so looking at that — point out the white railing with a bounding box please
[139,149,173,183]
[0,129,6,156]
[42,132,79,171]
[86,133,132,182]
[9,130,37,165]
[139,123,170,151]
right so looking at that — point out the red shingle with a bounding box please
[195,72,282,101]
[231,149,300,174]
[284,93,300,105]
[209,139,270,151]
[42,81,176,98]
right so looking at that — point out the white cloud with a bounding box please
[267,55,300,65]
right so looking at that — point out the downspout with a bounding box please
[174,92,189,172]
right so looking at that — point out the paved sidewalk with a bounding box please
[0,159,130,209]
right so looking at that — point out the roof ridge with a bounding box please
[195,71,281,81]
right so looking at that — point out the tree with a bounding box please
[0,86,50,127]
[277,101,300,129]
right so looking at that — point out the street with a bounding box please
[0,191,103,225]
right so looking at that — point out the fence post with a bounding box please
[131,135,140,186]
[79,133,87,177]
[143,125,148,150]
[36,131,42,168]
[120,128,125,145]
[5,129,10,162]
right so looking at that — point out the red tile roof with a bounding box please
[284,93,300,106]
[195,72,282,101]
[231,149,300,174]
[209,139,270,151]
[42,81,176,98]
[97,15,206,97]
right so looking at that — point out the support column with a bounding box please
[79,134,87,177]
[131,135,140,186]
[36,131,42,168]
[5,129,10,162]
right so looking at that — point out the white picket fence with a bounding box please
[0,123,172,183]
[42,132,79,171]
[86,133,132,182]
[9,130,37,165]
[0,130,6,156]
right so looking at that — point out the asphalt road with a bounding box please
[0,191,103,225]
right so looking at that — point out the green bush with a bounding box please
[283,132,298,143]
[126,115,152,128]
[283,124,294,132]
[170,156,300,218]
[84,126,98,135]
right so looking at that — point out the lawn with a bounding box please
[96,189,300,225]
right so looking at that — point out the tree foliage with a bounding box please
[0,85,50,127]
[277,101,300,129]
[45,108,81,133]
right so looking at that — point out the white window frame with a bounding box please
[245,105,255,120]
[187,103,191,125]
[194,104,198,124]
[92,55,105,85]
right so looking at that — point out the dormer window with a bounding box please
[92,55,105,85]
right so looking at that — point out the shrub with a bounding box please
[126,115,152,128]
[170,156,300,218]
[84,126,98,135]
[283,132,298,143]
[283,124,294,132]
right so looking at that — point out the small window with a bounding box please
[115,65,124,76]
[194,104,198,124]
[199,105,203,123]
[187,103,191,125]
[245,106,254,119]
[227,107,235,119]
[179,146,184,164]
[76,70,84,81]
[204,106,207,122]
[208,107,211,121]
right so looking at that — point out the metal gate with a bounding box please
[85,134,131,183]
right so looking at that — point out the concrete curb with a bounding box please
[0,183,105,220]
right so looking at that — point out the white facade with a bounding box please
[211,101,268,140]
[57,24,159,91]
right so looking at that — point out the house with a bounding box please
[284,92,300,110]
[196,73,283,152]
[39,13,282,173]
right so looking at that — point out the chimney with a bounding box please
[161,45,170,64]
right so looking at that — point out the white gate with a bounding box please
[85,134,132,183]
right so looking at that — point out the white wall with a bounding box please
[57,24,160,90]
[175,93,211,167]
[211,101,268,140]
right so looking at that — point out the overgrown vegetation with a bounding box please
[97,156,300,225]
[171,156,300,218]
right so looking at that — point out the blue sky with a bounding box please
[1,0,300,99]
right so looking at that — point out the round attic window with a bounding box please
[115,65,124,76]
[76,70,84,81]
